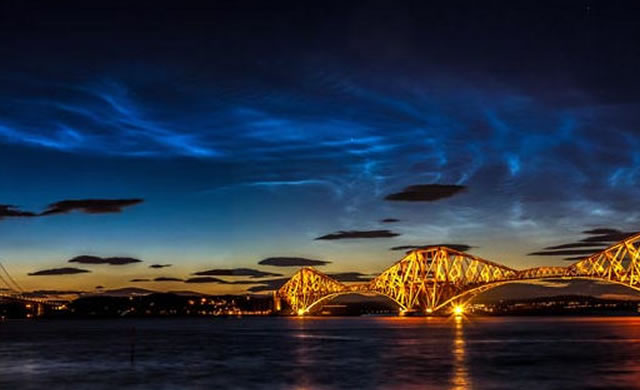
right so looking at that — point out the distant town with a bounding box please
[2,293,640,319]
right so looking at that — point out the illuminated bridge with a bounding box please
[0,262,67,316]
[276,233,640,315]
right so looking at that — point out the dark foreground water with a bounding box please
[1,316,640,389]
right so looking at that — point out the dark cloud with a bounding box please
[246,278,289,292]
[154,277,183,282]
[69,255,142,265]
[184,277,222,284]
[130,278,151,282]
[184,277,234,284]
[380,218,400,223]
[258,257,331,267]
[193,268,282,278]
[1,200,142,221]
[40,199,143,215]
[384,184,466,202]
[528,249,607,257]
[328,272,372,282]
[544,242,610,250]
[0,204,36,219]
[28,267,91,276]
[531,228,638,259]
[582,228,622,235]
[390,244,472,252]
[580,229,638,243]
[149,264,172,269]
[95,286,104,289]
[315,230,400,240]
[184,275,288,286]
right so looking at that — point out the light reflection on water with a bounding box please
[452,316,470,390]
[1,316,640,389]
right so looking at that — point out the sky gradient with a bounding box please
[1,1,640,296]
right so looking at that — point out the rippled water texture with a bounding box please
[2,317,640,389]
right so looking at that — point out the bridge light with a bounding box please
[453,305,465,316]
[297,309,305,316]
[425,308,433,314]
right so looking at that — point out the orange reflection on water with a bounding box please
[451,316,471,390]
[291,316,313,390]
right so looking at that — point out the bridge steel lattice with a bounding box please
[277,232,640,314]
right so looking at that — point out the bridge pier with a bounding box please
[23,303,46,318]
[272,291,282,313]
[36,303,45,317]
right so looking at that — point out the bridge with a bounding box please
[276,232,640,315]
[0,262,67,317]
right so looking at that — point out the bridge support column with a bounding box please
[272,291,282,313]
[36,303,45,317]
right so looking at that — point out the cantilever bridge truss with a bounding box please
[277,232,640,314]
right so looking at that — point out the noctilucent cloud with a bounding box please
[1,2,639,295]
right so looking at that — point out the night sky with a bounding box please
[1,1,640,296]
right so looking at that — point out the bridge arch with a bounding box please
[304,291,408,314]
[433,276,640,313]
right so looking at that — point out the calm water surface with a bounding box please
[1,316,640,389]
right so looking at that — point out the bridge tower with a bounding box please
[277,267,347,315]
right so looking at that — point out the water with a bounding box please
[1,316,640,389]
